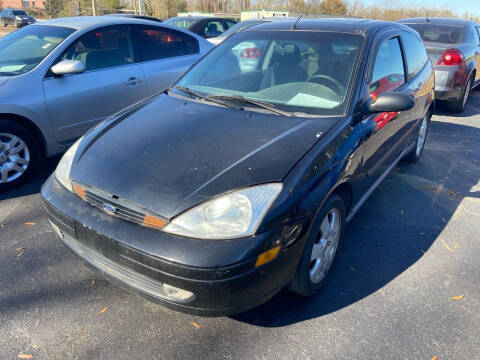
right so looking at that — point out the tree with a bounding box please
[320,0,347,16]
[44,0,64,18]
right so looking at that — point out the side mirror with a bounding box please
[367,92,415,113]
[51,60,85,76]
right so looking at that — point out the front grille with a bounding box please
[73,182,168,230]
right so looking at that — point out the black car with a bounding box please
[42,18,434,316]
[0,8,35,28]
[103,13,162,22]
[399,17,480,112]
[163,16,236,38]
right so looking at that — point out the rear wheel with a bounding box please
[0,120,40,190]
[1,19,6,27]
[447,75,472,113]
[290,194,345,296]
[403,111,430,163]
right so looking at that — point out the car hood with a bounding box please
[70,94,336,219]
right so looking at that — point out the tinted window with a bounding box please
[370,37,405,97]
[472,25,480,45]
[58,26,134,72]
[401,31,429,79]
[0,25,74,76]
[137,26,198,61]
[226,20,236,28]
[204,21,225,36]
[404,23,463,44]
[12,10,28,16]
[163,18,196,29]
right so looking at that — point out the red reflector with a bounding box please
[437,49,464,66]
[241,47,261,58]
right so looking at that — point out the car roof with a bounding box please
[242,17,394,35]
[399,17,475,26]
[32,16,155,30]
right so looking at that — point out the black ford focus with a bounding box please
[42,18,434,316]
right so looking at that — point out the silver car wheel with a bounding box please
[415,116,428,157]
[310,208,341,284]
[0,133,30,184]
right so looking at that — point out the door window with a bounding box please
[369,37,406,98]
[57,26,134,72]
[136,26,199,61]
[204,21,225,37]
[473,26,480,45]
[401,31,429,80]
[226,20,236,28]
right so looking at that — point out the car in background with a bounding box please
[0,16,213,189]
[163,16,236,39]
[399,17,480,112]
[42,18,434,316]
[0,8,35,28]
[207,19,270,45]
[103,13,162,22]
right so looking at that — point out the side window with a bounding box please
[204,21,225,37]
[369,37,406,98]
[136,26,199,62]
[226,20,236,28]
[473,26,480,45]
[401,31,429,80]
[57,26,134,72]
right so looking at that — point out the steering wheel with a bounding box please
[307,74,344,94]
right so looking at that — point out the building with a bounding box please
[2,0,45,10]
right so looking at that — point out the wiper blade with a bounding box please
[207,94,294,117]
[172,86,241,110]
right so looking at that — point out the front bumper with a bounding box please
[41,175,307,316]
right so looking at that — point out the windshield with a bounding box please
[164,18,197,28]
[219,21,267,38]
[0,25,74,76]
[12,10,28,16]
[175,31,363,116]
[404,23,464,44]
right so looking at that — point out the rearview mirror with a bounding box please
[367,92,415,113]
[51,60,85,76]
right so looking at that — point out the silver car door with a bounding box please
[134,25,202,96]
[43,25,146,144]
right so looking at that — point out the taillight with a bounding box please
[436,49,464,66]
[241,47,261,58]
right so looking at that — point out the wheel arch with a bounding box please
[0,113,47,156]
[331,182,353,216]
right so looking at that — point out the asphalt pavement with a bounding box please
[1,91,479,360]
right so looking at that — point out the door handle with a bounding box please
[125,77,140,86]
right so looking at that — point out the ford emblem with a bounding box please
[102,203,117,215]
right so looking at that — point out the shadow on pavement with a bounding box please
[434,87,480,118]
[233,119,479,327]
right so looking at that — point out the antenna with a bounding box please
[291,14,304,30]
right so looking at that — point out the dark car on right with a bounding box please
[399,17,480,112]
[163,16,236,39]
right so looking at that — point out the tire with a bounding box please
[447,75,472,113]
[1,20,6,27]
[403,110,431,163]
[290,194,345,296]
[0,120,40,190]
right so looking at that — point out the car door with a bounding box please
[43,25,146,144]
[473,25,480,85]
[133,25,202,96]
[362,30,417,180]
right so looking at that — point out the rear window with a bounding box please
[404,23,463,44]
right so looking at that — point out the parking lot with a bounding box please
[0,89,478,359]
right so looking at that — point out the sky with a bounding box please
[359,0,480,16]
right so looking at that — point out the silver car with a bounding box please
[0,16,213,188]
[399,17,480,112]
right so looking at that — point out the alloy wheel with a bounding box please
[309,208,341,284]
[415,115,428,157]
[0,133,30,184]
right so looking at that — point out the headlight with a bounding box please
[163,183,282,239]
[55,137,82,192]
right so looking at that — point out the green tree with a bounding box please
[45,0,64,18]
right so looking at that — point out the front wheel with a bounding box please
[290,194,345,296]
[0,120,40,190]
[403,112,430,163]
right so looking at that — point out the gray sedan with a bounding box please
[399,17,480,112]
[0,16,213,189]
